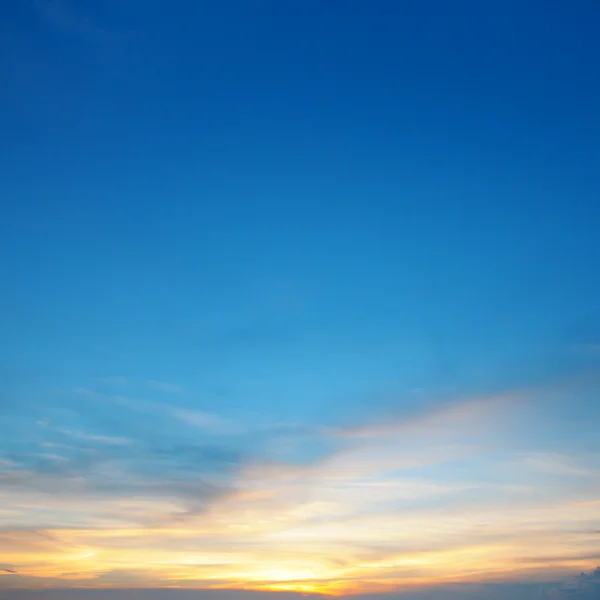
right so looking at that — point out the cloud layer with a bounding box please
[2,375,600,594]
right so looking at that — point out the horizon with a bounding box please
[2,569,600,599]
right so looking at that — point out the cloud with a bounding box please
[544,567,600,597]
[172,409,236,434]
[0,591,325,600]
[97,392,233,435]
[1,437,239,497]
[332,387,528,442]
[2,375,600,593]
[58,429,131,446]
[520,452,600,479]
[0,398,244,533]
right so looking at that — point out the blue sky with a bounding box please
[1,1,600,597]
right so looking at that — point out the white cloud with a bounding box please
[58,429,131,446]
[172,409,235,434]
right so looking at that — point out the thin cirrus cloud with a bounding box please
[145,380,184,394]
[95,391,230,435]
[2,374,600,595]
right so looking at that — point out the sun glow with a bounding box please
[2,383,600,593]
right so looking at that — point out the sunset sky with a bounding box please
[1,1,600,599]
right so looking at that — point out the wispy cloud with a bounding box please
[145,380,184,394]
[520,452,600,479]
[97,392,233,435]
[332,391,523,441]
[2,375,600,593]
[172,409,235,433]
[57,429,131,447]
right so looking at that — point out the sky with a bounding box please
[1,0,600,598]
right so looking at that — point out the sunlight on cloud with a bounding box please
[1,379,600,594]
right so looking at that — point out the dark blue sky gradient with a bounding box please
[1,1,600,420]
